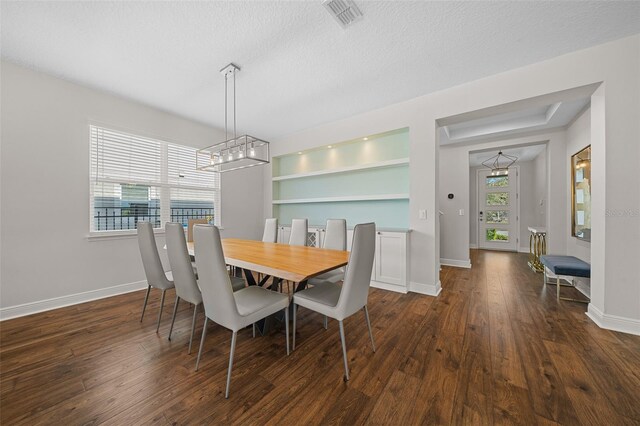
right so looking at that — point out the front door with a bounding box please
[478,168,518,251]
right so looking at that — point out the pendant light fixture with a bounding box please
[482,151,518,176]
[196,63,270,173]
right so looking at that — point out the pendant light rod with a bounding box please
[220,63,241,141]
[197,62,270,173]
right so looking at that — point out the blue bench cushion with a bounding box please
[540,255,591,278]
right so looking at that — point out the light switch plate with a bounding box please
[419,209,427,220]
[459,209,464,216]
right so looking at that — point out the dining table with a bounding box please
[185,238,350,334]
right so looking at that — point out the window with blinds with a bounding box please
[90,125,220,232]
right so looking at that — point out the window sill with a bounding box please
[86,225,223,241]
[87,229,164,242]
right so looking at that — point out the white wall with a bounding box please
[266,35,640,332]
[0,61,264,316]
[532,148,547,230]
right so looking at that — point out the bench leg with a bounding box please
[557,277,560,301]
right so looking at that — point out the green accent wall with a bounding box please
[275,200,410,229]
[272,128,410,228]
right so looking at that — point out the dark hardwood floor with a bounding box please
[2,250,640,425]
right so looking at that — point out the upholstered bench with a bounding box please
[540,255,590,303]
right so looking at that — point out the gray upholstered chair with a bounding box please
[166,223,246,353]
[289,218,308,246]
[292,222,376,381]
[309,219,347,285]
[308,219,348,329]
[165,222,203,353]
[193,224,290,398]
[137,221,175,333]
[262,218,278,243]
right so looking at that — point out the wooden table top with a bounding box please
[187,239,349,283]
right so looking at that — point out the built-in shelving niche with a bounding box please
[272,128,410,228]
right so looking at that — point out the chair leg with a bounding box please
[323,315,328,330]
[140,285,151,322]
[338,320,350,381]
[225,331,238,399]
[557,277,560,301]
[195,317,208,371]
[156,289,167,333]
[285,307,290,356]
[363,305,376,353]
[292,303,297,351]
[188,304,198,354]
[168,297,180,341]
[253,323,256,338]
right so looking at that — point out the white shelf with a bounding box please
[272,158,409,181]
[272,194,409,205]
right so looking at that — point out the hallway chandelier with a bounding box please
[196,63,270,173]
[482,151,518,176]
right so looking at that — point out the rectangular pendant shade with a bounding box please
[196,135,270,173]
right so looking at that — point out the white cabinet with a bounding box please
[349,228,409,293]
[373,231,408,288]
[277,226,290,244]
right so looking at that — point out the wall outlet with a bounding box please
[419,209,427,220]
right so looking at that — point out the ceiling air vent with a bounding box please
[323,0,363,29]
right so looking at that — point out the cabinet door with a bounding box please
[277,226,291,244]
[375,232,406,285]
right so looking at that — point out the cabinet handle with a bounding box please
[377,232,382,235]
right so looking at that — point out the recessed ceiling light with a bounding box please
[363,137,368,140]
[297,152,302,155]
[328,145,333,149]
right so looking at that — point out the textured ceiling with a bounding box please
[2,1,639,140]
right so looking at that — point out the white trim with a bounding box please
[586,304,640,336]
[409,280,442,296]
[0,280,148,321]
[518,247,530,253]
[370,280,408,294]
[440,258,472,269]
[272,158,409,181]
[273,193,409,204]
[469,244,478,249]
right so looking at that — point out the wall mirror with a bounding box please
[571,145,591,241]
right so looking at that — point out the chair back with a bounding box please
[262,218,278,243]
[289,218,308,246]
[336,223,376,317]
[137,222,173,290]
[188,218,208,242]
[193,225,239,329]
[165,223,202,305]
[323,219,347,250]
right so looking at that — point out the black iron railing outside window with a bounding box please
[93,207,214,231]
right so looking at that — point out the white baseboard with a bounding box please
[0,280,148,321]
[586,304,640,336]
[440,258,472,269]
[370,280,408,294]
[518,247,530,253]
[469,244,478,249]
[409,280,442,297]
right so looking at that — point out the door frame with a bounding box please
[476,166,520,252]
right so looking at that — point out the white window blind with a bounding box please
[90,125,219,232]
